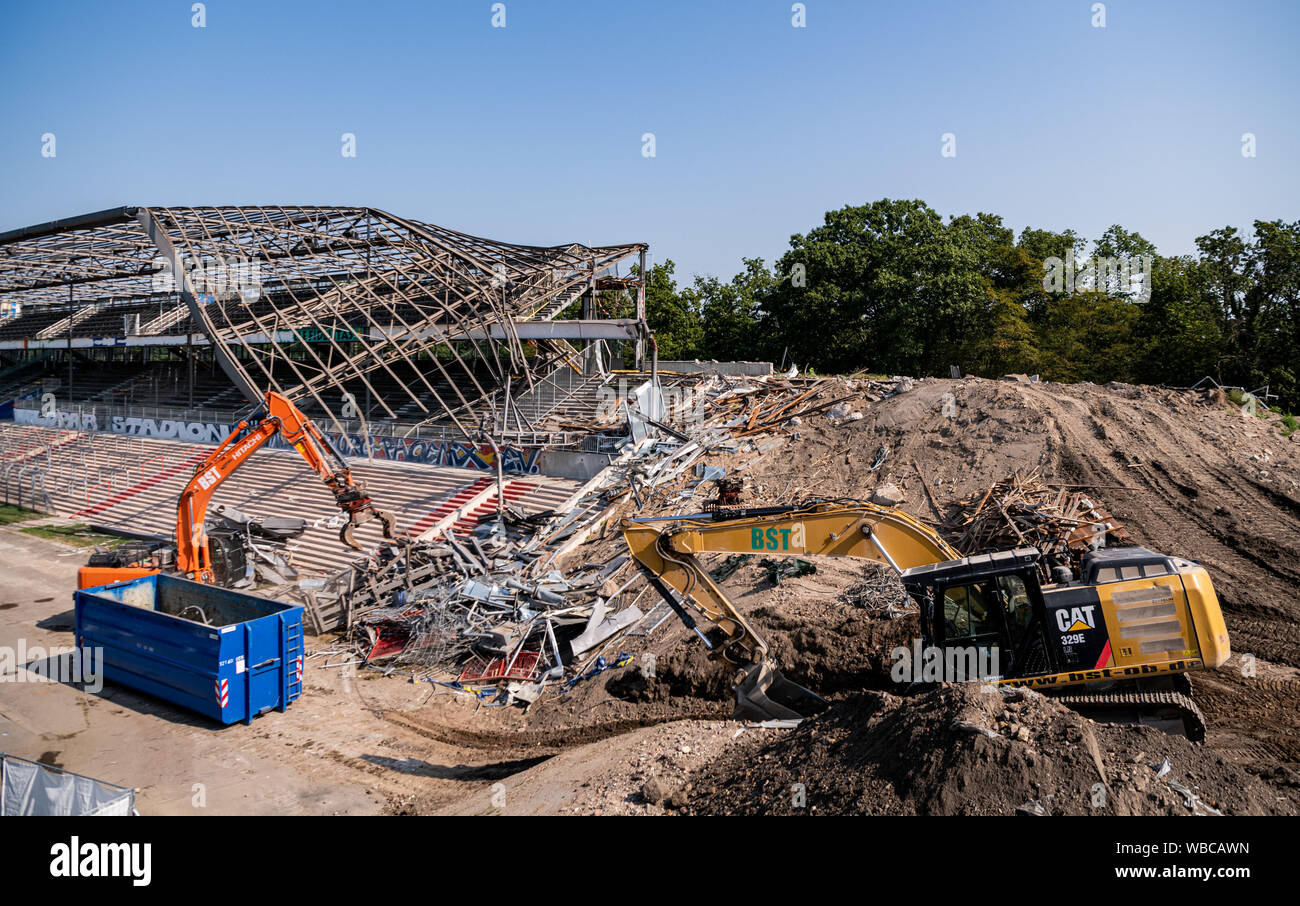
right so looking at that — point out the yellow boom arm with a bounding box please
[623,502,959,666]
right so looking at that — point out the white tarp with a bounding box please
[1,753,134,816]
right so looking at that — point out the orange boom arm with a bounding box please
[177,391,397,583]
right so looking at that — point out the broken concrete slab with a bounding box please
[871,482,906,506]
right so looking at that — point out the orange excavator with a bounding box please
[78,391,398,589]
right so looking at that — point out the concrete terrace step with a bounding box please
[449,480,547,533]
[0,428,82,465]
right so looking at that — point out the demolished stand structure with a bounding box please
[0,205,652,443]
[305,372,922,706]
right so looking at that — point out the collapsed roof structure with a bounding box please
[0,206,649,437]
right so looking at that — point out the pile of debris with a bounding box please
[290,377,752,701]
[699,372,911,438]
[839,565,914,617]
[295,506,676,704]
[946,469,1132,575]
[353,541,650,700]
[683,683,1298,816]
[289,368,917,706]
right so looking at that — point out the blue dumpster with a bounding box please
[75,573,305,725]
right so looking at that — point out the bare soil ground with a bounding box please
[7,376,1298,815]
[390,376,1300,815]
[684,684,1298,816]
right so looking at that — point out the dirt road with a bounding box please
[0,527,536,814]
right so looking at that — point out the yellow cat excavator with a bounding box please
[623,501,1230,738]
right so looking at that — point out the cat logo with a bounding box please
[1055,605,1097,633]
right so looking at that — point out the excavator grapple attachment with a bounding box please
[340,508,399,550]
[378,508,398,540]
[340,523,362,550]
[167,392,405,580]
[734,660,826,722]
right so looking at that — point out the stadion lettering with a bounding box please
[109,416,233,442]
[11,408,540,473]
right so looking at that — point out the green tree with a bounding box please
[1034,293,1141,384]
[1132,255,1222,386]
[762,199,989,375]
[691,257,771,362]
[629,201,1298,410]
[948,214,1042,375]
[1016,227,1084,320]
[1195,226,1254,384]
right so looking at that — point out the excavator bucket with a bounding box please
[734,660,827,722]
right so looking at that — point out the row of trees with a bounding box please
[600,199,1298,411]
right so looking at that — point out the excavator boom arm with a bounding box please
[623,499,1226,734]
[623,502,959,665]
[176,391,396,582]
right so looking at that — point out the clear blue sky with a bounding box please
[1,0,1296,281]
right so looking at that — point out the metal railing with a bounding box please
[0,425,160,513]
[2,459,51,511]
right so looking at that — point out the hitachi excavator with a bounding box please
[623,500,1230,738]
[78,391,397,589]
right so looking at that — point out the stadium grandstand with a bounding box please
[0,205,651,442]
[0,206,669,570]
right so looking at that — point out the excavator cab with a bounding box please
[903,548,1049,682]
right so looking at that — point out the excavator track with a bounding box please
[1052,689,1206,742]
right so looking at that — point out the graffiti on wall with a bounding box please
[14,408,99,431]
[325,433,541,473]
[11,407,540,473]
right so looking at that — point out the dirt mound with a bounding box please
[396,375,1300,814]
[606,557,916,706]
[744,377,1300,659]
[607,646,737,703]
[751,601,916,693]
[724,376,1300,775]
[686,684,1300,816]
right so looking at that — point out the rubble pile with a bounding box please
[839,563,914,617]
[684,684,1298,816]
[699,372,911,438]
[945,468,1132,574]
[296,505,665,702]
[352,541,648,697]
[285,369,915,701]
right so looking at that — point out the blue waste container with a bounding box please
[75,573,305,725]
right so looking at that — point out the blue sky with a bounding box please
[1,0,1296,281]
